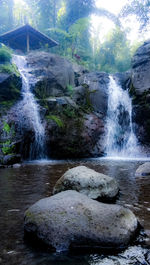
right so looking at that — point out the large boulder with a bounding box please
[24,190,138,252]
[135,162,150,176]
[53,166,119,201]
[26,51,75,98]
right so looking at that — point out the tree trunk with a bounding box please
[8,0,14,30]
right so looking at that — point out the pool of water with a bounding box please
[0,159,150,264]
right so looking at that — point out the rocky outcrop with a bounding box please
[53,166,119,200]
[130,40,150,144]
[26,51,75,98]
[132,40,150,95]
[0,51,109,160]
[46,111,105,158]
[78,72,109,114]
[24,190,138,252]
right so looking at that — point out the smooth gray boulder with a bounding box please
[24,190,138,252]
[135,162,150,176]
[53,166,119,200]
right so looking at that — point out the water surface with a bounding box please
[0,159,150,264]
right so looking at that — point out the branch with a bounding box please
[92,7,121,27]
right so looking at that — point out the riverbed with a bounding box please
[0,159,150,264]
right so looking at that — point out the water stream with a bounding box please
[13,55,46,159]
[106,76,139,158]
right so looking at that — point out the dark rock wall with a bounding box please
[130,40,150,144]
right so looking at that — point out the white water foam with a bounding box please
[13,55,46,159]
[105,75,139,158]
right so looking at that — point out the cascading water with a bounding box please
[106,75,139,158]
[13,55,46,159]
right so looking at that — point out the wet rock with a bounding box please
[24,190,138,252]
[46,112,105,158]
[2,154,21,166]
[78,72,109,114]
[114,71,131,91]
[135,162,150,176]
[53,166,119,201]
[0,72,21,103]
[95,246,150,265]
[13,163,21,168]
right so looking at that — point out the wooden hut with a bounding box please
[0,24,58,52]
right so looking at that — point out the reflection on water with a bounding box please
[0,159,150,264]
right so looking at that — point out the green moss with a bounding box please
[0,46,12,63]
[0,63,20,76]
[46,115,64,128]
[2,140,15,155]
[66,84,74,96]
[63,106,76,118]
[0,100,16,110]
[82,84,94,111]
[3,122,11,133]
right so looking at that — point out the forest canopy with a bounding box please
[0,0,149,73]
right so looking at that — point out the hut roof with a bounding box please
[0,24,58,52]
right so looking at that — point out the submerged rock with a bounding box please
[24,190,138,252]
[53,166,119,201]
[135,162,150,176]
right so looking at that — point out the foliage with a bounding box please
[3,122,11,134]
[63,106,76,118]
[0,63,20,76]
[95,27,132,73]
[46,115,64,128]
[120,0,150,30]
[0,0,14,33]
[1,122,15,155]
[2,140,15,155]
[0,46,12,63]
[66,84,74,96]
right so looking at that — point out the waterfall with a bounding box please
[13,55,46,159]
[105,75,139,158]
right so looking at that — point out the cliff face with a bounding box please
[130,40,150,145]
[0,52,108,163]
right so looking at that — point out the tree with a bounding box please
[120,0,150,30]
[96,27,132,73]
[48,18,92,62]
[0,0,14,33]
[62,0,120,30]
